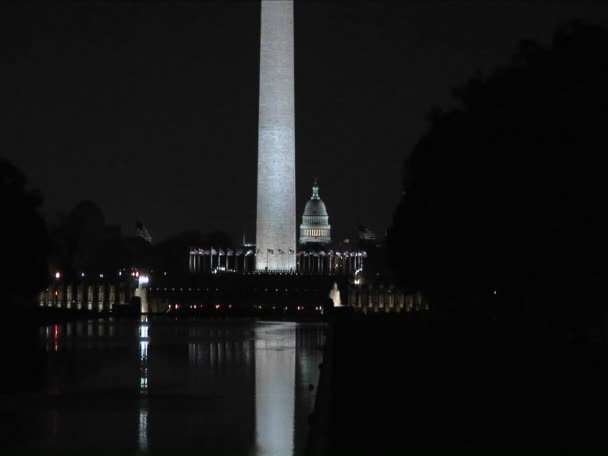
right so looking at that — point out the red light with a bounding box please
[176,304,180,309]
[54,291,58,296]
[54,324,58,339]
[215,304,220,310]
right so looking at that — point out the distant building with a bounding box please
[299,179,331,245]
[358,225,377,242]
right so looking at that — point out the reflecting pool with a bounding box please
[3,317,325,455]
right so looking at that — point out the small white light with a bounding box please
[55,272,61,279]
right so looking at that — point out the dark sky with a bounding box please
[4,1,608,243]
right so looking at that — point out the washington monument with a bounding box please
[255,0,296,271]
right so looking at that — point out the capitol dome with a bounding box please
[300,180,331,245]
[303,196,328,217]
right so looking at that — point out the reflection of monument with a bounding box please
[255,0,296,271]
[300,179,331,245]
[255,323,296,455]
[138,316,149,452]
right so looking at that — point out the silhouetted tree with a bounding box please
[50,200,105,275]
[49,200,135,276]
[0,159,49,304]
[151,230,233,274]
[388,23,606,321]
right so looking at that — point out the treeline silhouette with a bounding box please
[49,201,233,279]
[1,159,49,306]
[1,159,49,390]
[388,22,606,329]
[1,159,235,299]
[323,24,608,454]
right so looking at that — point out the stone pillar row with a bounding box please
[39,283,135,312]
[345,286,428,314]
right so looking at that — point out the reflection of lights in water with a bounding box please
[140,340,148,360]
[138,316,149,450]
[188,343,206,367]
[139,341,148,393]
[53,324,59,352]
[255,323,296,456]
[138,407,148,451]
[139,316,150,393]
[139,315,149,339]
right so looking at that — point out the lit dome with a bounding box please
[300,180,331,245]
[303,197,328,217]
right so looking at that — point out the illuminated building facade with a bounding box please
[299,180,331,245]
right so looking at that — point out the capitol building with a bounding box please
[189,178,367,275]
[299,180,331,245]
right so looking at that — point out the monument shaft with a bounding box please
[256,0,296,270]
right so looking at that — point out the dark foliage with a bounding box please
[49,199,234,278]
[151,230,233,275]
[388,23,606,317]
[49,200,151,277]
[0,159,49,301]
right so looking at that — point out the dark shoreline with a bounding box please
[306,308,608,455]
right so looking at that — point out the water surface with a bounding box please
[4,317,325,455]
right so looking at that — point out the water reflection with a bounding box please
[29,318,325,455]
[139,316,149,394]
[255,323,296,456]
[139,316,149,451]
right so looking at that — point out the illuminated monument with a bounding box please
[255,0,296,271]
[188,0,366,276]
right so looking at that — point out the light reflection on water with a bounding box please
[12,317,325,455]
[255,323,297,456]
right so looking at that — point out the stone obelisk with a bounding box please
[256,0,296,271]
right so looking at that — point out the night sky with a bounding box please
[4,1,608,243]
